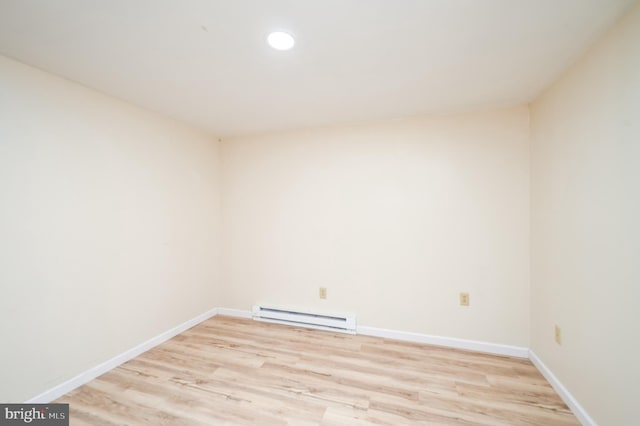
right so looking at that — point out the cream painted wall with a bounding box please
[0,55,221,402]
[221,107,530,346]
[3,2,635,416]
[530,3,640,424]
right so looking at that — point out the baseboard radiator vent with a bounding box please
[252,305,356,334]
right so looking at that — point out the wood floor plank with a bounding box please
[56,316,579,425]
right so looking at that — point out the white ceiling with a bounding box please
[0,0,636,137]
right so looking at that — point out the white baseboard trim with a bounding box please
[529,350,595,426]
[26,308,218,403]
[26,304,584,426]
[357,325,529,358]
[214,308,528,358]
[216,307,253,319]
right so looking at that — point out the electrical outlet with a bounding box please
[459,292,470,306]
[555,325,562,345]
[319,287,327,299]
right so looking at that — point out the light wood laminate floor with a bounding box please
[57,316,579,425]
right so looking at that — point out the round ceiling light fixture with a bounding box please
[267,31,295,50]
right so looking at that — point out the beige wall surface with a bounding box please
[3,2,637,418]
[0,55,222,402]
[221,107,530,346]
[530,3,640,424]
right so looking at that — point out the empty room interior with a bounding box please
[1,1,638,425]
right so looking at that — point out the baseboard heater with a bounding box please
[252,305,356,334]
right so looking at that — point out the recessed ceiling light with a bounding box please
[267,31,295,50]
